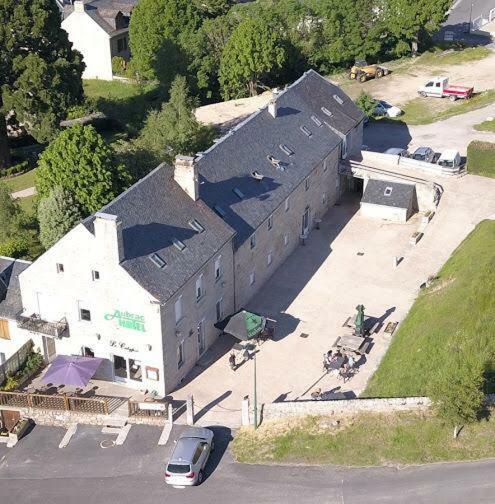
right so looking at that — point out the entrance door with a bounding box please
[42,336,56,363]
[0,410,20,432]
[197,320,206,356]
[302,206,310,235]
[113,354,128,382]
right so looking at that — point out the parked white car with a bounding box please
[384,147,409,157]
[437,149,462,168]
[375,100,403,118]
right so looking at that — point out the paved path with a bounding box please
[364,102,495,154]
[11,186,36,200]
[2,424,495,504]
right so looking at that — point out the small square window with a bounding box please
[285,198,290,212]
[284,234,289,247]
[92,270,100,281]
[56,263,64,274]
[80,308,91,321]
[267,215,273,230]
[249,271,255,286]
[177,341,184,369]
[384,187,393,196]
[322,192,327,204]
[196,275,204,301]
[323,159,328,172]
[267,252,273,266]
[305,178,310,191]
[216,298,223,322]
[175,296,183,324]
[250,234,256,249]
[214,256,222,280]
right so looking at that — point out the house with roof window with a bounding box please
[61,0,136,80]
[0,70,364,396]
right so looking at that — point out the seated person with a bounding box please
[325,350,333,364]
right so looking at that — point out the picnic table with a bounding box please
[333,333,371,355]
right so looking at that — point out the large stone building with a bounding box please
[0,70,364,395]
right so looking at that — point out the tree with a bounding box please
[383,0,452,55]
[194,0,233,17]
[430,351,485,438]
[0,0,84,168]
[36,125,131,216]
[219,13,287,99]
[38,186,83,249]
[0,181,20,242]
[355,92,378,118]
[138,75,216,164]
[128,0,201,86]
[0,236,30,259]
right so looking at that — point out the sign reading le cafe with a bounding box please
[104,310,146,332]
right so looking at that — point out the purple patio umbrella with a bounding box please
[40,355,103,387]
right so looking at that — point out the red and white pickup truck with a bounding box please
[418,77,474,101]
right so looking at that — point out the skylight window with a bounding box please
[333,94,344,105]
[300,125,312,137]
[150,253,166,268]
[251,171,264,181]
[188,219,205,233]
[321,106,333,117]
[232,187,245,199]
[384,187,393,196]
[214,205,226,218]
[279,144,294,156]
[311,115,322,126]
[173,238,186,251]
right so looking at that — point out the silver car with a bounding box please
[165,427,214,486]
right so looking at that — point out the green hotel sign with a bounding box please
[104,310,146,332]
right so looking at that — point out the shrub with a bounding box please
[2,375,19,392]
[65,98,98,120]
[0,236,30,258]
[0,160,29,177]
[112,56,128,77]
[355,92,378,118]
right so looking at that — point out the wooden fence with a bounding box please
[0,390,109,415]
[0,340,33,385]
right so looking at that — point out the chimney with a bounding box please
[94,212,124,264]
[268,89,279,118]
[174,155,199,201]
[73,0,87,12]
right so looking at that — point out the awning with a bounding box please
[215,309,266,341]
[40,355,103,387]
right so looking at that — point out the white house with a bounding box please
[62,0,136,80]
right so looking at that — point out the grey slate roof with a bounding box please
[64,0,136,34]
[361,179,416,209]
[83,164,235,304]
[196,69,365,248]
[0,258,31,320]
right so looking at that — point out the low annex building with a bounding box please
[0,70,364,396]
[360,179,418,223]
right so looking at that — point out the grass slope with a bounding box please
[1,168,37,193]
[474,120,495,132]
[467,141,495,178]
[232,412,495,466]
[364,220,495,398]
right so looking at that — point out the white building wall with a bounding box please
[17,224,166,395]
[360,202,408,223]
[161,239,235,393]
[62,11,113,80]
[0,320,32,361]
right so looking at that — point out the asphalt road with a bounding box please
[2,424,495,504]
[446,0,495,27]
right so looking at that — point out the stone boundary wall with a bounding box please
[262,397,432,421]
[1,406,167,428]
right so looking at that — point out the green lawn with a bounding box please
[1,168,37,193]
[415,46,491,67]
[232,412,495,466]
[466,141,495,177]
[364,220,495,398]
[17,194,36,216]
[398,89,495,125]
[474,120,495,132]
[83,79,162,133]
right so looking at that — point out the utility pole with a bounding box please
[468,2,474,34]
[253,351,258,429]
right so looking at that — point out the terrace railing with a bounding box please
[17,315,69,338]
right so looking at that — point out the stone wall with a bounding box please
[262,397,431,421]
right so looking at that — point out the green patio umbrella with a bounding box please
[355,304,365,336]
[215,309,266,341]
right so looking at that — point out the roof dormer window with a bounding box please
[233,187,245,200]
[321,106,333,117]
[279,144,294,156]
[333,94,344,105]
[188,219,205,233]
[384,187,393,196]
[311,115,322,126]
[150,253,166,268]
[173,238,186,251]
[300,125,312,137]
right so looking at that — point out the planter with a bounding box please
[422,211,434,225]
[8,418,31,445]
[410,232,424,246]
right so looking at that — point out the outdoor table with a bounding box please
[333,333,366,354]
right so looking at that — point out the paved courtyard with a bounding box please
[172,172,495,427]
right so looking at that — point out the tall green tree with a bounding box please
[430,351,485,438]
[128,0,202,87]
[382,0,452,55]
[38,186,83,249]
[0,0,85,168]
[219,13,287,99]
[194,0,233,17]
[0,181,20,242]
[138,75,216,164]
[36,125,131,216]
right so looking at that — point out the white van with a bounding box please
[437,149,461,168]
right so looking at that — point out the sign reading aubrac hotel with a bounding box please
[104,309,146,332]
